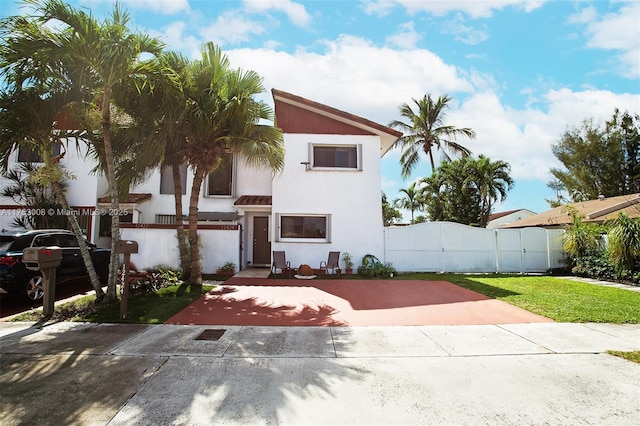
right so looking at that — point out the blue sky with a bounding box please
[2,0,639,220]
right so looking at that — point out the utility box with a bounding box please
[115,240,138,255]
[23,246,62,271]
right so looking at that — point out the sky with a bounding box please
[1,0,639,221]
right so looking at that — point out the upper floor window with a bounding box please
[160,164,187,195]
[310,144,361,170]
[18,143,62,163]
[206,153,234,197]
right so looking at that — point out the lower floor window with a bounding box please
[278,214,330,241]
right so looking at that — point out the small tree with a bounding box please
[607,212,640,273]
[1,163,67,229]
[561,207,602,259]
[382,191,402,226]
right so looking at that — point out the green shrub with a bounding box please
[357,254,397,278]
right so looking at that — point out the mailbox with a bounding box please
[115,240,138,254]
[23,246,62,271]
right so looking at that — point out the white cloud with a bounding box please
[363,0,546,18]
[572,3,640,79]
[458,88,640,181]
[227,35,473,125]
[149,21,201,56]
[441,15,489,45]
[360,0,397,17]
[243,0,311,27]
[199,10,267,46]
[81,0,190,14]
[386,21,420,49]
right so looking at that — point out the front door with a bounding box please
[253,216,271,266]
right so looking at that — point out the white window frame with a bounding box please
[275,213,332,243]
[308,143,362,171]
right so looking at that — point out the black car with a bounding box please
[0,229,110,303]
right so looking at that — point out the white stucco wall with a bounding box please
[120,226,241,273]
[0,142,100,234]
[271,134,384,270]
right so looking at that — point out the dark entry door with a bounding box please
[253,216,271,266]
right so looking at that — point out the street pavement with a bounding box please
[1,320,639,425]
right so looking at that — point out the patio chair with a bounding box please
[272,251,292,278]
[320,251,341,276]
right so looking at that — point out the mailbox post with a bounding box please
[23,246,62,318]
[115,240,138,319]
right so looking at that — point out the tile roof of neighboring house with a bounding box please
[234,195,272,206]
[272,89,402,156]
[488,209,527,221]
[505,193,640,228]
[98,193,152,204]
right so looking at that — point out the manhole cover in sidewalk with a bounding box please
[195,329,226,341]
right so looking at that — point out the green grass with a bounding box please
[11,284,214,324]
[399,273,640,323]
[607,351,640,363]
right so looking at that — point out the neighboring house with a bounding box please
[486,209,536,229]
[504,193,640,229]
[0,89,401,273]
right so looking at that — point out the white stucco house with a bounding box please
[0,89,401,273]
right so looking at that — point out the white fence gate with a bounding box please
[384,222,565,273]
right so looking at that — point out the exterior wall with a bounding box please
[120,225,241,273]
[271,134,384,269]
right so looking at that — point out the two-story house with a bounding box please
[0,89,401,273]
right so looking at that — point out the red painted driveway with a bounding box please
[166,278,553,326]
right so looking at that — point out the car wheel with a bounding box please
[24,273,45,303]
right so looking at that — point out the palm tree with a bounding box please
[393,181,424,224]
[180,43,284,285]
[0,13,107,299]
[607,212,640,273]
[111,50,190,277]
[464,155,514,227]
[29,0,165,302]
[389,94,476,178]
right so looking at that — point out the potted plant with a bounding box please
[216,262,236,277]
[342,252,354,275]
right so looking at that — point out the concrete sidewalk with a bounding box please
[1,321,639,425]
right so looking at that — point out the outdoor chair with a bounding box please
[272,251,292,278]
[320,251,341,276]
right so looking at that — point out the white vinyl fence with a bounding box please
[383,222,565,273]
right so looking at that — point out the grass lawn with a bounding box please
[399,273,640,324]
[11,283,215,324]
[607,351,640,363]
[9,274,640,325]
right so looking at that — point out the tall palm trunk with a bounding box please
[52,181,105,299]
[188,166,206,285]
[41,148,105,301]
[101,87,120,303]
[172,163,190,278]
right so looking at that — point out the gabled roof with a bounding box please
[505,193,640,228]
[488,209,534,221]
[272,89,402,157]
